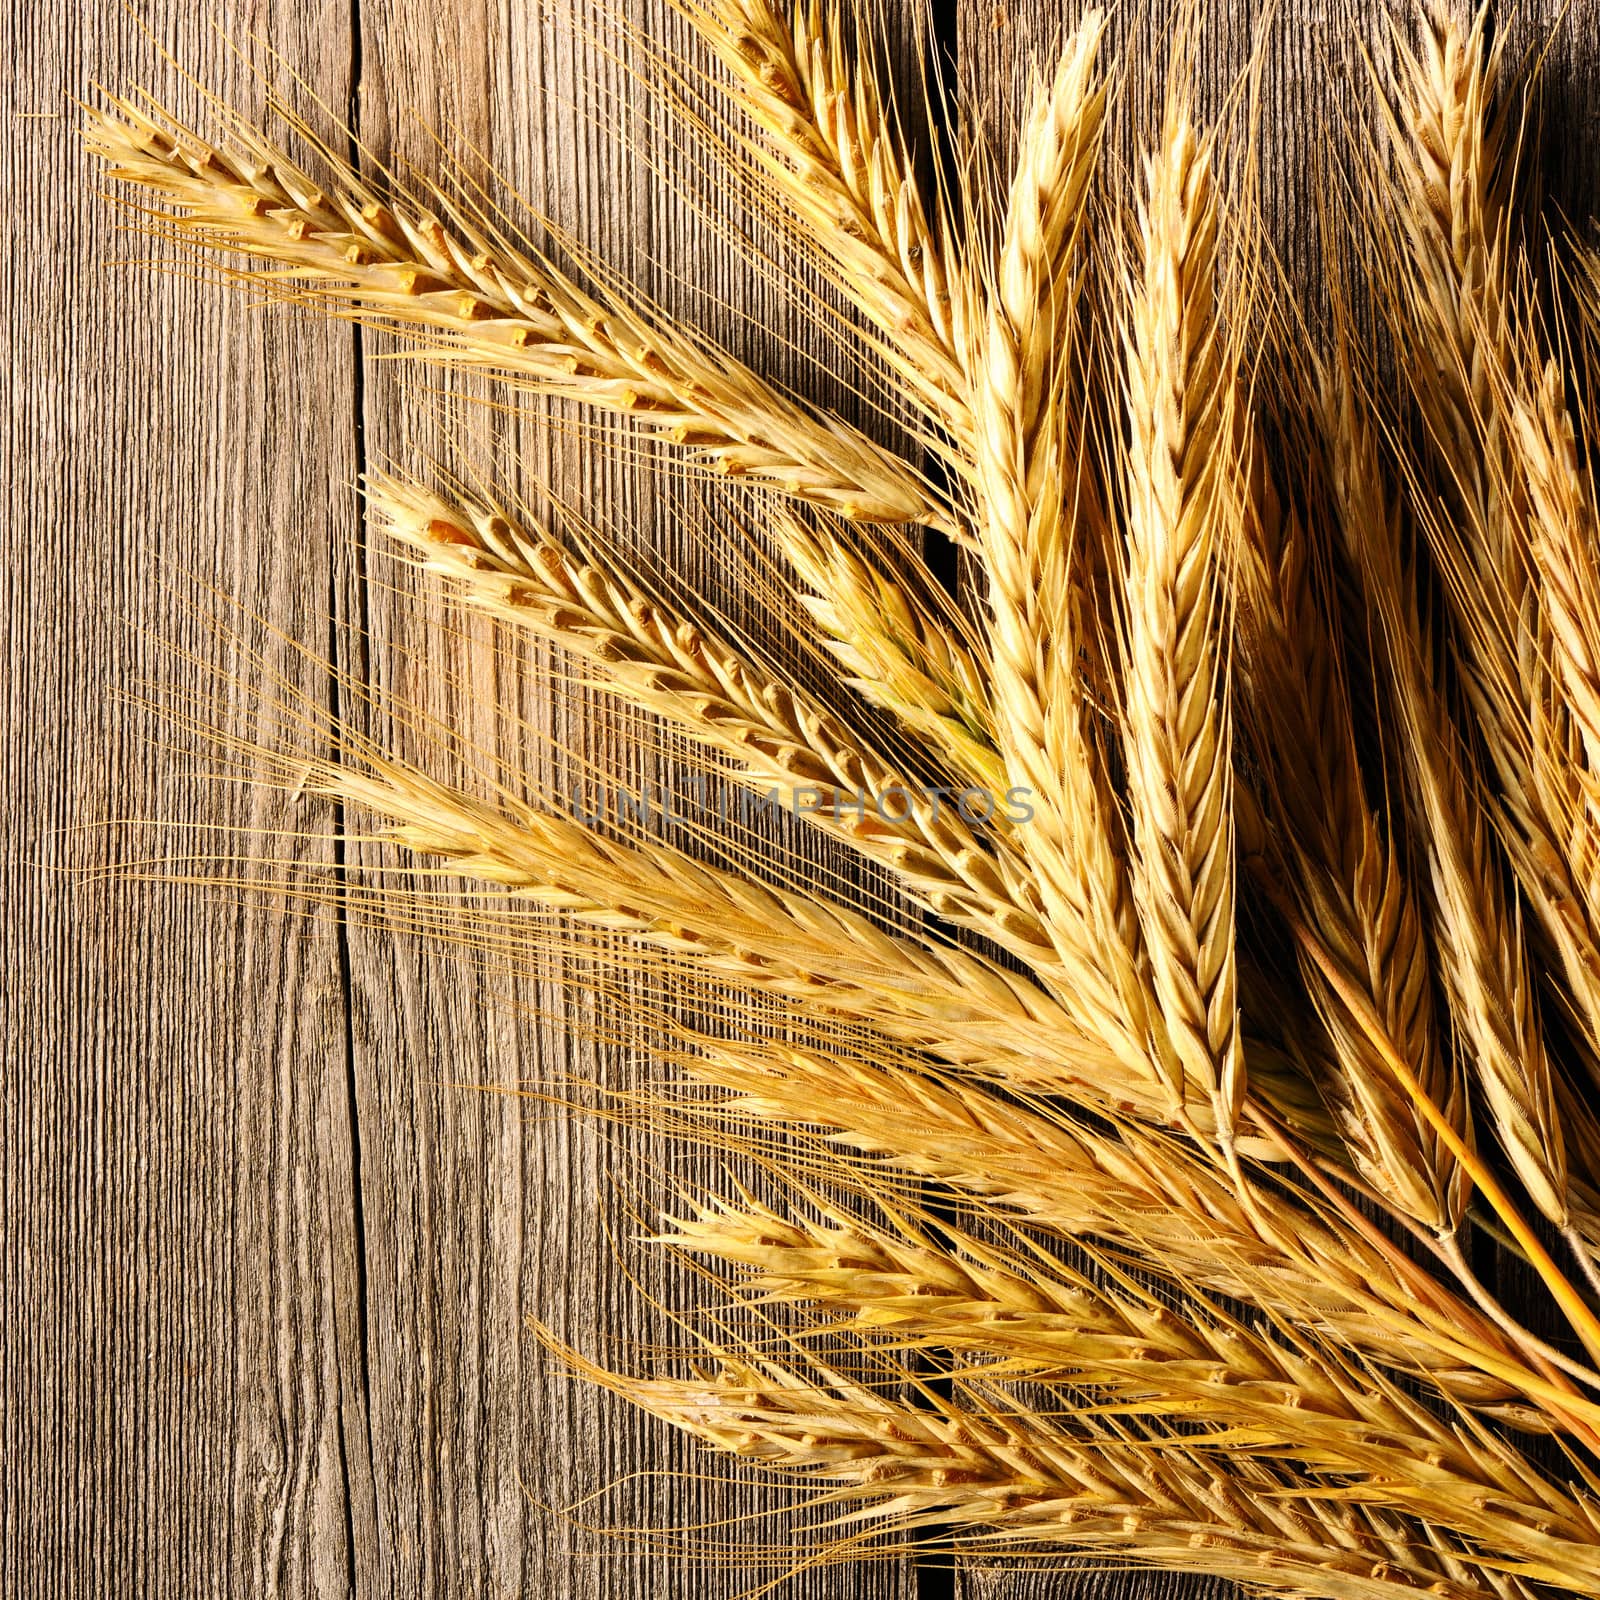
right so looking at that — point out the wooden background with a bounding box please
[6,1,1599,1596]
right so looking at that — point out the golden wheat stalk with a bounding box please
[1326,356,1568,1230]
[86,96,945,527]
[570,1339,1564,1596]
[769,505,1007,794]
[1237,448,1468,1231]
[661,1194,1600,1565]
[969,21,1169,1107]
[1115,105,1244,1144]
[365,470,1070,972]
[673,0,969,445]
[971,14,1111,851]
[1379,7,1551,891]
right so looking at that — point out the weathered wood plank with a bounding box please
[13,1,1600,1597]
[3,3,365,1597]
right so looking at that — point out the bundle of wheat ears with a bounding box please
[80,0,1600,1593]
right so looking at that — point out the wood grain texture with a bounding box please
[6,1,1599,1598]
[7,5,364,1597]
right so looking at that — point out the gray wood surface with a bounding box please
[4,1,1596,1597]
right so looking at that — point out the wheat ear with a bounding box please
[1383,4,1600,1119]
[364,472,1078,972]
[971,21,1167,1106]
[1327,360,1567,1228]
[666,1195,1600,1563]
[1116,106,1244,1143]
[85,98,943,528]
[1244,515,1465,1228]
[1573,242,1600,359]
[660,1037,1574,1426]
[1235,373,1469,1230]
[281,745,1154,1093]
[569,1337,1557,1597]
[1511,361,1600,797]
[770,505,1006,795]
[1382,2,1522,619]
[1379,5,1546,856]
[674,0,968,446]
